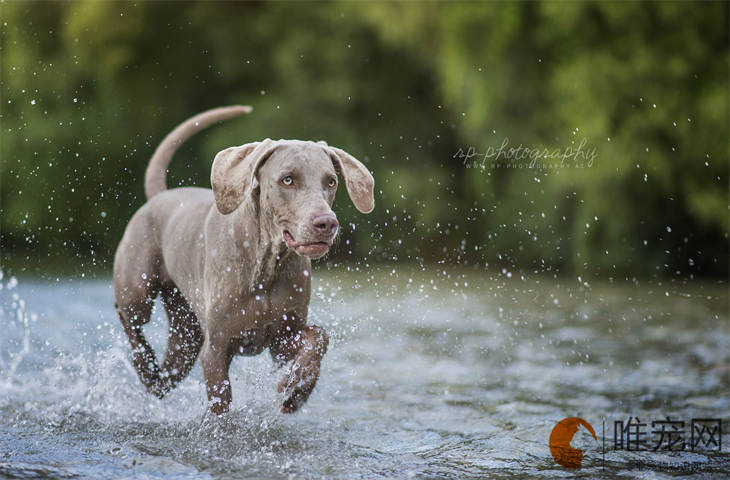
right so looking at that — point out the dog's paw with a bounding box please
[281,385,314,413]
[278,360,319,413]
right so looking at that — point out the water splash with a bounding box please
[1,269,728,478]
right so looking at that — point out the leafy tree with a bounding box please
[1,1,727,278]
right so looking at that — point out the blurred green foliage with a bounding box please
[1,1,727,278]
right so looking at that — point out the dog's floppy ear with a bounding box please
[327,146,375,214]
[211,139,277,214]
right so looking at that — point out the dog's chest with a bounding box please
[227,276,310,355]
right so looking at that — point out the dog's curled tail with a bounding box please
[144,105,252,200]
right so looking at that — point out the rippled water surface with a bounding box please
[1,267,728,479]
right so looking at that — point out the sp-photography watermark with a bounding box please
[455,137,598,170]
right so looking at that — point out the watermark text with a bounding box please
[455,137,598,170]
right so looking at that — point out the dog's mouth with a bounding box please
[283,230,330,258]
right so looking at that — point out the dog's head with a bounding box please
[211,139,374,259]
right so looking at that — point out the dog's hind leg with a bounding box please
[114,227,169,398]
[116,284,167,398]
[157,285,203,394]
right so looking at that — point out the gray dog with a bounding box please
[113,106,374,414]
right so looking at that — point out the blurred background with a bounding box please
[1,1,728,279]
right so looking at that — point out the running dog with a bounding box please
[113,106,374,414]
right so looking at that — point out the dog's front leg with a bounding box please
[272,325,329,414]
[201,337,233,415]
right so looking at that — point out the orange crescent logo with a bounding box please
[549,417,597,468]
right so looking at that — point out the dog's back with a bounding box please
[114,187,214,315]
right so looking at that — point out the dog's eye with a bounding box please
[281,176,293,186]
[328,178,336,188]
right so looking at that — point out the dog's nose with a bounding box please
[312,213,339,235]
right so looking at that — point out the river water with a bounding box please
[1,267,728,479]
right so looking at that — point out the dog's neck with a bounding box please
[232,199,297,292]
